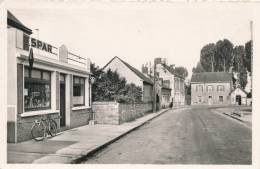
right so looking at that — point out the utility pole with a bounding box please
[153,59,157,113]
[250,21,253,94]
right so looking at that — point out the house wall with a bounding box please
[156,64,185,106]
[230,88,247,105]
[143,83,153,103]
[191,82,231,105]
[104,57,143,86]
[161,88,171,108]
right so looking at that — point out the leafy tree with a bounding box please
[232,45,245,72]
[200,43,216,72]
[91,63,143,103]
[192,62,205,73]
[244,40,252,73]
[174,66,188,79]
[215,39,234,72]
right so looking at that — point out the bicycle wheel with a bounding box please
[49,119,57,137]
[31,122,45,141]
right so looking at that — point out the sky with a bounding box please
[7,1,253,79]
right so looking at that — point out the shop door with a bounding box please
[60,74,66,127]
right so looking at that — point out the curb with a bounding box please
[212,109,245,123]
[222,112,244,122]
[71,108,170,164]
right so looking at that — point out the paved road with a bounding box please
[82,106,251,164]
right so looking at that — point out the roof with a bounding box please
[162,64,183,79]
[191,72,232,83]
[103,56,154,85]
[229,86,248,95]
[7,10,32,35]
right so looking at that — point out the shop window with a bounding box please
[73,76,85,106]
[24,67,51,112]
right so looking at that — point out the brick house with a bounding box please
[190,72,233,105]
[7,11,92,143]
[103,56,153,103]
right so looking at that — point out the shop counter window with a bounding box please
[24,67,51,112]
[73,76,85,106]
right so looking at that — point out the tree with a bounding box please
[244,40,252,73]
[215,39,234,72]
[174,66,188,79]
[200,43,216,72]
[232,45,245,72]
[192,62,205,73]
[91,63,143,103]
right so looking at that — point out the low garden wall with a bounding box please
[92,102,153,125]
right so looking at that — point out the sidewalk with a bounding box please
[213,107,252,128]
[8,108,174,164]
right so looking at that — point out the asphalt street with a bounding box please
[82,106,252,164]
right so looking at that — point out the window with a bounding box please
[207,85,213,92]
[73,76,85,106]
[24,67,51,112]
[217,85,225,92]
[198,96,202,102]
[23,34,30,51]
[219,96,224,102]
[196,85,203,92]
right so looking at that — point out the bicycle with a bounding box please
[31,115,59,141]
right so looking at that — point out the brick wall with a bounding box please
[70,108,91,128]
[92,102,152,125]
[16,113,60,142]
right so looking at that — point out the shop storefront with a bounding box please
[7,11,92,143]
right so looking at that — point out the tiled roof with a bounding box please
[191,72,232,83]
[103,56,154,85]
[7,10,32,35]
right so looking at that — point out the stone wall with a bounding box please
[92,102,152,125]
[119,102,152,124]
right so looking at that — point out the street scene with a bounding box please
[84,107,251,164]
[5,1,254,165]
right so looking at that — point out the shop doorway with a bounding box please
[236,95,241,105]
[60,74,66,127]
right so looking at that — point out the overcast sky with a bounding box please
[7,1,253,79]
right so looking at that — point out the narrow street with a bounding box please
[82,106,251,164]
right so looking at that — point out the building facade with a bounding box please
[143,58,185,106]
[103,56,153,103]
[230,87,247,105]
[190,72,233,105]
[7,11,92,143]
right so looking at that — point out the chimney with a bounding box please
[154,57,162,65]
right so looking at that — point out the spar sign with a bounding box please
[30,38,53,53]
